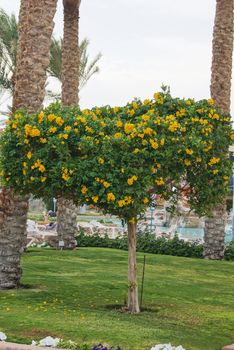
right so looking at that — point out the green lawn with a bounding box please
[0,248,234,350]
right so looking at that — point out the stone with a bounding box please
[222,345,234,350]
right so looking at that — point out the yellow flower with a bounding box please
[196,157,202,162]
[143,197,149,204]
[92,195,99,203]
[38,164,46,173]
[133,148,140,153]
[78,116,87,123]
[113,106,119,113]
[38,111,44,123]
[48,114,56,122]
[61,167,73,181]
[23,169,27,176]
[81,185,88,194]
[124,123,135,134]
[160,138,165,146]
[143,99,150,105]
[49,126,57,133]
[142,115,150,122]
[24,139,29,144]
[185,100,191,105]
[27,151,32,159]
[85,126,94,134]
[99,131,105,136]
[114,132,122,139]
[107,192,115,202]
[129,217,136,224]
[155,177,165,186]
[116,120,123,128]
[103,181,110,188]
[144,127,153,135]
[24,124,41,137]
[184,159,191,166]
[55,116,64,126]
[129,109,135,117]
[207,98,215,105]
[213,169,219,175]
[118,200,125,207]
[223,175,229,180]
[186,148,193,155]
[150,139,159,149]
[30,176,35,182]
[132,101,138,109]
[40,176,47,182]
[208,157,220,166]
[40,138,47,143]
[98,158,105,165]
[153,92,164,104]
[64,126,71,132]
[127,175,138,186]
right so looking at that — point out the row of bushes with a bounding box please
[75,231,234,260]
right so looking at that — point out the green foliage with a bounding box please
[224,240,234,260]
[76,231,234,260]
[0,8,101,95]
[0,90,233,222]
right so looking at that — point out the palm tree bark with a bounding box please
[56,0,81,250]
[127,222,140,313]
[0,0,58,289]
[204,0,233,260]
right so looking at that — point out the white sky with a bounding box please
[0,0,233,115]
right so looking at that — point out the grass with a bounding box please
[0,248,234,350]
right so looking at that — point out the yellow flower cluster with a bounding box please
[95,177,110,188]
[91,195,99,203]
[31,159,46,173]
[184,159,191,166]
[38,111,44,123]
[124,123,135,134]
[127,175,138,186]
[81,185,88,194]
[149,139,159,149]
[154,92,164,104]
[118,196,134,207]
[155,177,165,186]
[107,192,115,202]
[48,114,56,122]
[116,120,123,128]
[208,157,220,166]
[25,124,41,137]
[62,167,73,181]
[114,132,122,139]
[55,116,64,126]
[49,126,57,133]
[185,148,193,155]
[168,121,180,132]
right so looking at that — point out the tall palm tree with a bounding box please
[55,0,81,250]
[204,0,234,260]
[0,8,101,100]
[0,0,58,289]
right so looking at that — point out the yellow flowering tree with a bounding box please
[0,89,233,313]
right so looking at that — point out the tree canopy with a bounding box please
[1,89,233,221]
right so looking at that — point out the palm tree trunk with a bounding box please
[204,0,233,260]
[127,222,140,313]
[56,0,81,250]
[0,0,58,289]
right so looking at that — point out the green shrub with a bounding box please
[76,231,234,260]
[224,240,234,260]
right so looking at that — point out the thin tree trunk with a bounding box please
[0,0,58,289]
[127,222,140,313]
[56,0,81,250]
[204,0,233,260]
